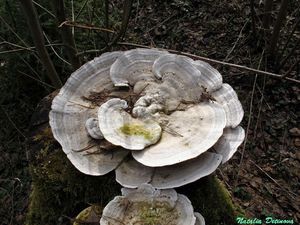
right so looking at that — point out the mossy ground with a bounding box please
[26,122,243,225]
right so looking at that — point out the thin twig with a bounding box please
[146,13,178,34]
[4,0,17,29]
[269,0,289,56]
[71,0,75,35]
[163,126,184,137]
[77,43,300,83]
[32,0,55,18]
[235,50,264,187]
[0,106,26,139]
[9,179,16,225]
[224,19,249,61]
[101,0,133,52]
[1,41,30,49]
[0,42,64,54]
[282,59,300,77]
[58,21,115,33]
[76,49,104,55]
[254,75,267,137]
[117,42,300,83]
[217,168,232,190]
[249,159,298,198]
[279,17,300,59]
[18,70,56,89]
[0,15,30,48]
[43,31,71,65]
[52,0,81,69]
[67,100,94,109]
[255,84,272,111]
[263,0,273,32]
[278,38,300,69]
[18,54,55,93]
[19,56,41,79]
[20,0,62,88]
[104,0,109,42]
[72,144,97,152]
[75,0,90,20]
[134,0,140,24]
[250,0,256,36]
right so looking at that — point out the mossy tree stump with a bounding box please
[26,92,243,225]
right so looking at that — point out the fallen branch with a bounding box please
[123,43,300,83]
[58,21,115,33]
[101,0,133,52]
[269,0,289,56]
[20,0,62,88]
[0,42,65,54]
[78,42,299,84]
[235,50,264,188]
[249,160,298,199]
[52,0,81,69]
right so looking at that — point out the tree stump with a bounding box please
[26,92,243,225]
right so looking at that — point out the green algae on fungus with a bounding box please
[119,123,155,140]
[73,205,102,225]
[138,201,179,225]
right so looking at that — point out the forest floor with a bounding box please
[0,0,299,224]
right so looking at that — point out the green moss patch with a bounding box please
[119,123,154,140]
[138,201,179,225]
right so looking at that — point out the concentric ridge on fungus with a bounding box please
[49,48,245,188]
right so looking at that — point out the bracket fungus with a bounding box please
[100,184,205,225]
[49,48,245,188]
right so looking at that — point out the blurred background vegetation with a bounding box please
[0,0,299,224]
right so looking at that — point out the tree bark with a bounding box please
[20,0,62,88]
[269,0,289,56]
[263,0,273,32]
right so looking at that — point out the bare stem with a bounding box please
[116,42,300,84]
[282,59,300,77]
[278,38,300,69]
[103,0,133,51]
[250,0,256,36]
[278,17,300,61]
[20,0,62,88]
[104,0,110,42]
[75,0,89,20]
[263,0,273,32]
[269,0,289,57]
[52,0,81,70]
[235,50,264,187]
[59,21,115,33]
